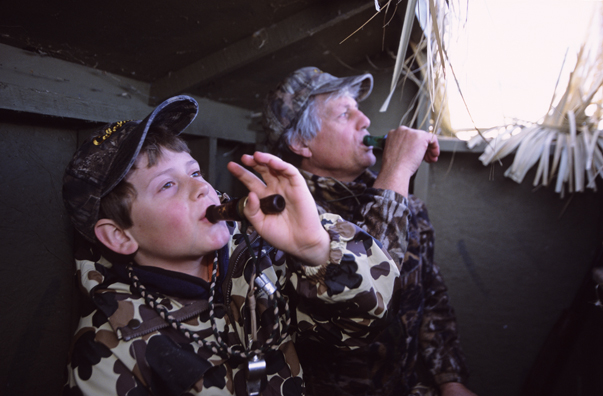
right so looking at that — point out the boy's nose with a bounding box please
[191,179,210,200]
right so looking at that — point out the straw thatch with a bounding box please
[466,3,603,197]
[378,0,465,136]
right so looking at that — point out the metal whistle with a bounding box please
[206,194,285,223]
[363,134,387,150]
[246,354,266,396]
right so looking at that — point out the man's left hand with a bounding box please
[440,382,478,396]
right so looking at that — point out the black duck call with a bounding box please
[206,194,285,223]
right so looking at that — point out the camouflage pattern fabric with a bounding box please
[296,169,469,396]
[63,213,400,396]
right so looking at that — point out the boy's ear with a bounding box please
[94,219,138,256]
[289,138,312,159]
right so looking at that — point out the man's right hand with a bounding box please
[372,126,440,197]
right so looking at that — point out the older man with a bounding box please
[263,67,475,396]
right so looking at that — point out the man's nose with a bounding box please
[355,109,371,130]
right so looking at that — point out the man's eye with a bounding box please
[191,170,202,178]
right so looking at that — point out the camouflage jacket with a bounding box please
[64,213,400,396]
[297,169,469,396]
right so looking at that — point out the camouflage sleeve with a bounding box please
[412,198,469,385]
[286,214,401,348]
[314,187,411,270]
[356,188,411,268]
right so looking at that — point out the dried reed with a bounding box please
[467,3,603,197]
[378,0,465,136]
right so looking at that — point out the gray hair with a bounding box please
[277,84,362,161]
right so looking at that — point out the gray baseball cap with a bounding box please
[263,66,373,147]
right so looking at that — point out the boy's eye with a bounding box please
[191,170,202,178]
[160,181,175,191]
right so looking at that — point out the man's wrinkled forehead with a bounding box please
[314,90,359,114]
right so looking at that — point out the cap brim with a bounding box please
[102,95,199,196]
[312,73,374,102]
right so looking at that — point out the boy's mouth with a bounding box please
[200,208,211,222]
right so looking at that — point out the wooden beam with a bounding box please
[149,0,374,104]
[0,43,152,122]
[413,162,430,203]
[206,137,218,186]
[438,137,486,153]
[185,98,258,143]
[0,43,258,143]
[187,137,220,186]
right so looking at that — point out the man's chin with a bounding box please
[364,153,377,168]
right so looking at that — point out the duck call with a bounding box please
[363,135,387,150]
[206,194,285,223]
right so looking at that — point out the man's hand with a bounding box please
[440,382,478,396]
[373,126,440,197]
[227,151,330,266]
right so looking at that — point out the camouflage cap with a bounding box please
[62,95,198,242]
[263,66,373,146]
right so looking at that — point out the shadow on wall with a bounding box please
[0,116,82,396]
[522,247,603,396]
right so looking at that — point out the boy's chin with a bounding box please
[209,222,232,248]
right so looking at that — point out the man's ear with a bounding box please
[289,138,312,159]
[94,219,138,256]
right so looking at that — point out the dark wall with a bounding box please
[186,135,256,199]
[426,151,603,395]
[0,115,81,396]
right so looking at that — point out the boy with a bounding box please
[62,95,402,396]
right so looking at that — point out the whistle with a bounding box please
[206,194,286,223]
[363,135,387,150]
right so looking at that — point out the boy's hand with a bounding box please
[227,152,330,266]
